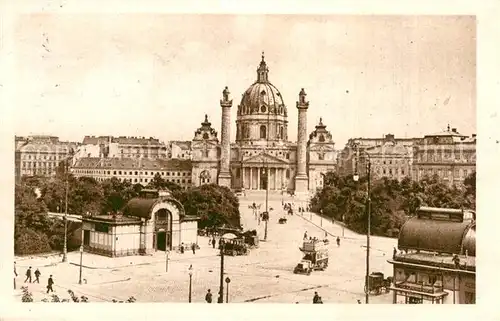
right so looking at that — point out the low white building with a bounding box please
[82,189,198,257]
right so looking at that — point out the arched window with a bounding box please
[260,125,267,139]
[319,134,325,142]
[261,105,267,113]
[203,133,209,140]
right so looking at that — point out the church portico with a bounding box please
[241,166,290,191]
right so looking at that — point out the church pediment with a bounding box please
[308,143,335,151]
[191,140,219,150]
[243,152,288,165]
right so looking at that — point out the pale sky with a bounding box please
[12,14,476,147]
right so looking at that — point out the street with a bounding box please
[15,196,396,303]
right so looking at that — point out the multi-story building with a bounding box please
[388,206,476,304]
[15,135,78,183]
[411,126,476,186]
[71,157,193,189]
[77,136,168,160]
[337,134,417,177]
[168,141,192,159]
[363,137,413,181]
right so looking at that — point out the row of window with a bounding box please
[21,154,66,160]
[21,169,54,175]
[376,167,406,176]
[417,152,475,163]
[22,161,58,168]
[73,169,190,177]
[91,176,191,185]
[413,167,474,179]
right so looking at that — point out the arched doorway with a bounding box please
[199,170,211,185]
[153,208,172,251]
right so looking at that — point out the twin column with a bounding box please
[294,88,309,194]
[218,87,232,188]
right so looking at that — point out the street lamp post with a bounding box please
[188,268,193,303]
[78,245,83,285]
[62,161,69,263]
[353,145,371,304]
[218,238,225,303]
[225,277,231,303]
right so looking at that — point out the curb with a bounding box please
[68,253,218,270]
[297,214,358,241]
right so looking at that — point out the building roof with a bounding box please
[72,157,192,171]
[392,252,475,272]
[398,216,475,255]
[366,142,411,156]
[82,135,164,146]
[425,125,467,138]
[122,196,187,220]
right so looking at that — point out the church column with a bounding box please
[218,86,232,188]
[295,88,309,195]
[257,167,261,190]
[274,168,277,190]
[282,168,286,190]
[250,168,253,190]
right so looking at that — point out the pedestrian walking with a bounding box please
[191,243,196,255]
[336,236,340,247]
[34,268,41,283]
[393,247,397,259]
[303,231,308,240]
[324,231,328,238]
[205,289,213,303]
[180,243,185,254]
[24,267,32,283]
[313,291,320,304]
[46,275,54,293]
[14,261,18,290]
[212,237,216,249]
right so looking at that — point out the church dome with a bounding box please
[237,53,287,117]
[240,82,285,114]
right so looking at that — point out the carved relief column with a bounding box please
[218,86,232,188]
[295,88,309,195]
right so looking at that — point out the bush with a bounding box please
[15,228,52,255]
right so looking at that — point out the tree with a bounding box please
[176,184,241,229]
[147,173,183,198]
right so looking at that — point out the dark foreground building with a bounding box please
[387,207,476,304]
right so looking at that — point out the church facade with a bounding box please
[190,54,336,195]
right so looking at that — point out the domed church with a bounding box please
[190,53,336,197]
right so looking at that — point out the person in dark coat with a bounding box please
[46,275,54,293]
[34,268,41,283]
[180,243,185,254]
[205,289,213,303]
[313,292,320,304]
[24,267,32,283]
[191,243,196,255]
[212,237,216,249]
[393,247,397,259]
[336,237,340,247]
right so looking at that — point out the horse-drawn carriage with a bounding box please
[364,272,393,295]
[222,238,249,256]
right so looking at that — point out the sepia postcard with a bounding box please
[1,1,499,321]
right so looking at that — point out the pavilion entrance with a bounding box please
[154,208,172,251]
